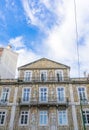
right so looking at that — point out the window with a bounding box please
[58,110,68,125]
[83,110,89,125]
[0,111,6,125]
[39,87,48,102]
[55,70,63,81]
[39,111,48,125]
[78,87,86,101]
[24,71,32,81]
[20,111,29,125]
[22,88,30,102]
[40,70,47,81]
[1,88,10,102]
[57,87,65,102]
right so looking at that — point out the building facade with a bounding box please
[0,58,89,130]
[0,45,18,79]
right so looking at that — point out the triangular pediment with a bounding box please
[18,58,70,70]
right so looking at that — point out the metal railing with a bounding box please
[0,77,89,84]
[18,77,70,83]
[19,97,69,107]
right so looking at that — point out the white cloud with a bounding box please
[17,48,40,67]
[8,36,25,50]
[20,0,89,77]
[8,36,41,67]
[2,0,89,77]
[21,0,59,30]
[39,0,89,77]
[21,0,41,26]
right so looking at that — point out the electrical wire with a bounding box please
[73,0,80,77]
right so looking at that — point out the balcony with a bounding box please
[19,97,69,107]
[18,77,70,83]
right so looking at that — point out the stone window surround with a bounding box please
[19,110,29,126]
[24,70,32,81]
[22,87,31,102]
[82,108,89,125]
[40,70,47,81]
[39,110,48,126]
[77,86,87,101]
[1,87,10,102]
[55,69,64,81]
[58,110,68,126]
[56,87,65,102]
[39,87,48,102]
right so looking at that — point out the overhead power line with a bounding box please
[73,0,80,77]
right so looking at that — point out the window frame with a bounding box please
[39,87,48,102]
[56,87,65,103]
[77,86,87,101]
[58,110,68,126]
[39,110,48,126]
[55,70,64,81]
[1,87,10,103]
[24,70,32,82]
[19,110,29,126]
[0,110,7,126]
[40,70,47,82]
[22,87,31,103]
[82,109,89,125]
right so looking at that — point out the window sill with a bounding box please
[19,124,28,126]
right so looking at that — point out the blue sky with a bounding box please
[0,0,89,77]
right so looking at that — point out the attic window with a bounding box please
[24,71,32,82]
[55,70,63,81]
[40,70,47,82]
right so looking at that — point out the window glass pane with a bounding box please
[58,111,67,125]
[20,111,28,125]
[83,110,89,124]
[41,72,47,81]
[24,71,31,81]
[21,115,24,124]
[25,115,28,124]
[23,88,30,102]
[0,111,6,125]
[57,88,64,101]
[78,87,86,100]
[44,115,47,124]
[40,88,48,102]
[56,71,63,81]
[39,111,48,125]
[2,88,9,102]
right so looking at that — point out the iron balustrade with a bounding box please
[19,97,69,107]
[18,77,70,83]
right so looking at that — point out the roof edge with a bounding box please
[18,58,70,70]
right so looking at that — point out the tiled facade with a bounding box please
[0,58,89,130]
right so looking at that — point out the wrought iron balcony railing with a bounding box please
[18,77,70,83]
[19,97,69,107]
